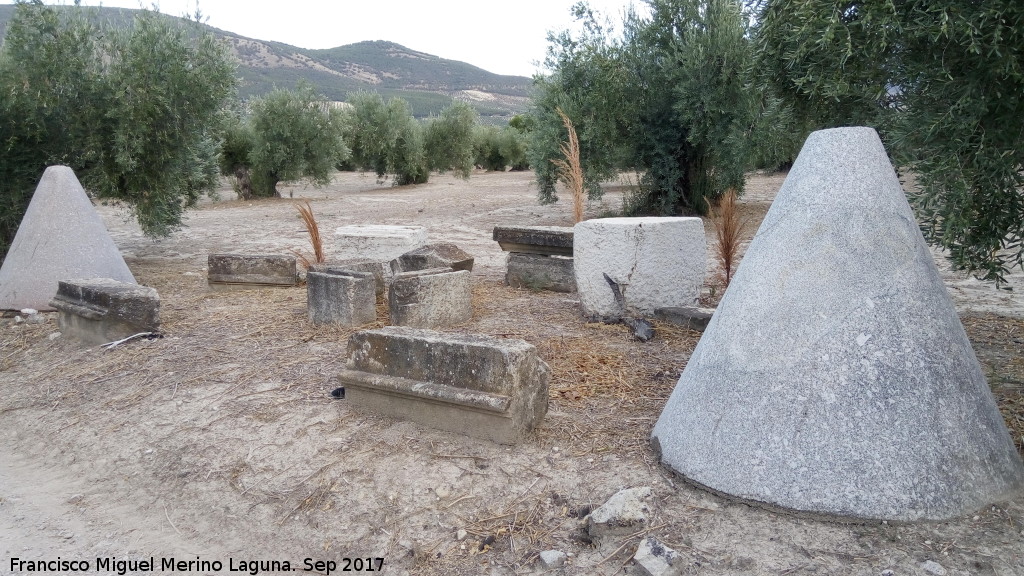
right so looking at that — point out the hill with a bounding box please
[0,4,533,121]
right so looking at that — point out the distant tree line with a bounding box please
[0,1,532,263]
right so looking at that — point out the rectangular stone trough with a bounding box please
[337,327,550,444]
[207,254,296,290]
[49,278,160,346]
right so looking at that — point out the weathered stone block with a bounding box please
[653,307,714,332]
[334,225,428,262]
[389,268,471,329]
[310,259,386,297]
[207,254,296,289]
[307,270,376,327]
[0,166,135,311]
[574,217,705,319]
[390,242,474,273]
[505,253,576,293]
[493,225,573,256]
[652,127,1024,521]
[337,326,550,443]
[49,278,159,346]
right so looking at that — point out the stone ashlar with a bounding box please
[388,268,472,329]
[49,278,159,346]
[492,225,574,256]
[337,326,550,444]
[390,242,474,273]
[207,254,296,289]
[505,253,576,293]
[306,270,376,327]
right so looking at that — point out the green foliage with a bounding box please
[345,92,429,185]
[473,123,530,172]
[242,83,349,197]
[424,101,478,178]
[0,0,237,260]
[755,0,1024,282]
[531,0,754,214]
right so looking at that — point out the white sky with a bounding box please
[55,0,641,77]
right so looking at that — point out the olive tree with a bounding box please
[0,0,237,261]
[755,0,1024,282]
[345,92,428,185]
[531,0,754,214]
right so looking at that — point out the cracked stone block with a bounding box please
[573,217,705,319]
[388,268,471,329]
[49,278,159,346]
[307,270,376,327]
[337,326,550,443]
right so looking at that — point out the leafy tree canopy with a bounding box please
[0,0,237,260]
[755,0,1024,282]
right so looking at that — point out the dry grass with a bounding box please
[552,108,586,224]
[707,189,746,288]
[292,200,325,270]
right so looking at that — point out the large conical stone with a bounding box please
[0,166,135,311]
[651,127,1024,521]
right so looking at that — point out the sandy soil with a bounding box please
[1,170,1022,576]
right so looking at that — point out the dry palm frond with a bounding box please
[706,189,746,288]
[552,108,586,223]
[293,200,325,270]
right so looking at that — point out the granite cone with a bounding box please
[0,166,135,311]
[651,127,1024,521]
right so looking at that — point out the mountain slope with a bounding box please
[0,4,533,120]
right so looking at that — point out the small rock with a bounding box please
[585,486,653,541]
[539,550,567,569]
[66,494,84,504]
[921,560,947,576]
[26,314,46,325]
[14,315,23,323]
[880,570,895,576]
[48,332,61,341]
[20,308,38,315]
[633,537,681,576]
[455,529,467,541]
[435,486,451,499]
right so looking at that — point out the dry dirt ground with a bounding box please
[1,171,1023,576]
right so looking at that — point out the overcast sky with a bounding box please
[57,0,641,77]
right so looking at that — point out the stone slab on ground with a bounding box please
[651,127,1024,521]
[306,270,376,327]
[310,259,386,297]
[505,253,577,293]
[390,242,474,273]
[574,217,705,319]
[334,225,428,262]
[207,254,296,289]
[388,268,472,329]
[336,326,550,444]
[49,278,159,346]
[492,225,574,256]
[653,307,714,332]
[0,166,135,311]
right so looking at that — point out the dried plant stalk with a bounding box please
[552,108,585,223]
[294,200,325,269]
[707,189,745,287]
